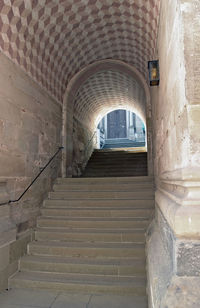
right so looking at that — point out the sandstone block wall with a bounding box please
[0,52,62,290]
[69,117,94,177]
[148,0,200,307]
[151,0,188,178]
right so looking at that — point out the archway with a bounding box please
[96,109,146,149]
[62,59,152,177]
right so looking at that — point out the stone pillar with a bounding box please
[147,0,200,307]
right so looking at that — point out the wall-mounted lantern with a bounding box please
[148,60,159,86]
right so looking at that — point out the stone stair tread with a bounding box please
[43,206,153,210]
[10,271,146,285]
[56,176,153,183]
[81,173,148,176]
[29,240,145,249]
[92,150,147,154]
[53,186,153,192]
[40,211,152,219]
[49,194,154,200]
[48,198,154,202]
[38,216,149,222]
[21,255,146,267]
[35,227,145,234]
[11,148,154,295]
[40,215,151,219]
[81,174,148,177]
[44,199,154,207]
[37,216,150,229]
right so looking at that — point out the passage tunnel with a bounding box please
[62,60,151,177]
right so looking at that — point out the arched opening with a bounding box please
[96,109,146,149]
[62,60,152,177]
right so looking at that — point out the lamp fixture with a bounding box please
[148,60,159,86]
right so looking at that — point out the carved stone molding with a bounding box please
[156,178,200,238]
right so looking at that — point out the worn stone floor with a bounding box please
[0,288,148,308]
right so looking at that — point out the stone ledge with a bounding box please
[156,178,200,238]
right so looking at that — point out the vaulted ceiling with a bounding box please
[74,69,146,127]
[0,0,160,104]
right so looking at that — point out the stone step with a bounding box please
[35,227,145,243]
[92,151,147,156]
[28,241,145,259]
[37,217,150,229]
[88,158,147,167]
[41,207,153,218]
[104,138,143,143]
[53,183,153,192]
[83,166,147,170]
[84,169,147,173]
[84,166,147,171]
[81,172,147,177]
[20,255,146,276]
[56,176,153,184]
[9,271,146,295]
[88,159,147,163]
[82,168,147,173]
[87,155,147,159]
[44,198,154,208]
[49,191,154,200]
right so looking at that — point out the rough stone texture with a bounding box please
[0,52,62,229]
[0,181,9,204]
[0,229,33,291]
[161,276,200,308]
[0,51,62,291]
[0,260,18,291]
[146,206,175,308]
[0,203,16,248]
[182,0,200,171]
[9,231,33,264]
[151,0,189,179]
[69,117,94,177]
[176,240,200,276]
[147,0,200,306]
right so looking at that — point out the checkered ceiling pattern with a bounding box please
[0,0,160,103]
[74,70,146,127]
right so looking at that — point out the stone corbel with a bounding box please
[156,178,200,239]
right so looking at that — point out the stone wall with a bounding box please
[0,52,62,290]
[151,0,188,179]
[148,0,200,307]
[69,117,95,177]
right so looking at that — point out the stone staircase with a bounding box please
[103,138,145,149]
[81,149,147,177]
[9,151,154,304]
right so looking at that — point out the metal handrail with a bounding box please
[0,146,64,206]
